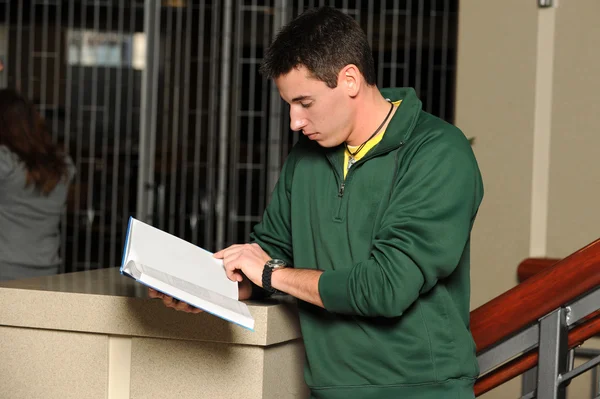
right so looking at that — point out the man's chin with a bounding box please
[313,138,341,149]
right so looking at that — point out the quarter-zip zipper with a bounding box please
[339,140,405,198]
[327,141,405,222]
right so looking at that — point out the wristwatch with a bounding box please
[262,259,287,294]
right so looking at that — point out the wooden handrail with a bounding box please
[471,238,600,353]
[517,258,559,282]
[474,311,600,396]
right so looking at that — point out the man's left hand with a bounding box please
[213,243,271,288]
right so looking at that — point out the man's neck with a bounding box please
[346,89,394,147]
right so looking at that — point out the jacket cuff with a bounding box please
[318,269,353,314]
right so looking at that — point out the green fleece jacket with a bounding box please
[251,88,483,399]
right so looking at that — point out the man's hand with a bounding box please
[148,288,204,313]
[213,243,271,288]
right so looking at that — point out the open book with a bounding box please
[120,217,254,331]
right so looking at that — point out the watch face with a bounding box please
[267,259,287,269]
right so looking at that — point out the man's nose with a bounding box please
[290,109,308,131]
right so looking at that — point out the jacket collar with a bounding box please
[323,87,422,168]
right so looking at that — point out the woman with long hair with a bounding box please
[0,88,75,280]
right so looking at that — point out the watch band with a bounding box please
[262,260,286,295]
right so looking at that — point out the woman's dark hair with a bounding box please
[260,6,376,88]
[0,88,68,195]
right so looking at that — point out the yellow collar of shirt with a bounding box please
[343,100,402,178]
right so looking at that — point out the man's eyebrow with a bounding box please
[291,95,312,102]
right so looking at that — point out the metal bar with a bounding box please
[389,0,399,88]
[227,0,242,245]
[137,0,161,224]
[62,0,74,273]
[205,1,221,250]
[439,0,449,120]
[51,0,64,272]
[40,1,48,118]
[84,0,101,270]
[98,0,113,269]
[281,0,293,159]
[567,348,575,371]
[204,2,222,249]
[559,355,600,385]
[168,5,183,234]
[216,0,233,250]
[52,0,61,143]
[109,0,125,268]
[426,1,436,113]
[376,1,385,88]
[179,1,192,238]
[566,287,600,327]
[592,363,599,397]
[574,348,600,358]
[403,1,411,86]
[28,0,35,99]
[267,0,283,196]
[122,1,136,246]
[71,0,87,271]
[257,0,271,215]
[537,308,568,399]
[16,0,22,89]
[520,390,536,399]
[478,323,540,375]
[414,0,424,94]
[158,5,172,230]
[191,0,206,245]
[243,0,259,240]
[521,367,538,397]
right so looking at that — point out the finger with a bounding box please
[224,267,244,282]
[148,288,162,298]
[173,300,192,312]
[171,299,203,314]
[214,244,244,259]
[223,254,245,282]
[162,295,179,308]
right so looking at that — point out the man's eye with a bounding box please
[300,102,312,108]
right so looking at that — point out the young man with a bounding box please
[151,6,483,398]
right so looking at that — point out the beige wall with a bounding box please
[456,1,599,398]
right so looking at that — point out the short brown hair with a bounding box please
[260,7,376,88]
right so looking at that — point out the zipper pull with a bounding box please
[338,183,345,197]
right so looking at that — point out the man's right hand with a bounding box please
[148,288,204,313]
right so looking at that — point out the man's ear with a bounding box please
[339,65,361,98]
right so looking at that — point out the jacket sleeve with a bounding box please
[318,131,483,317]
[249,149,298,266]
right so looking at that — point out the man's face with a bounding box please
[275,65,353,148]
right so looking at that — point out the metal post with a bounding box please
[537,308,569,399]
[267,0,287,196]
[215,0,233,250]
[522,367,538,397]
[137,0,161,223]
